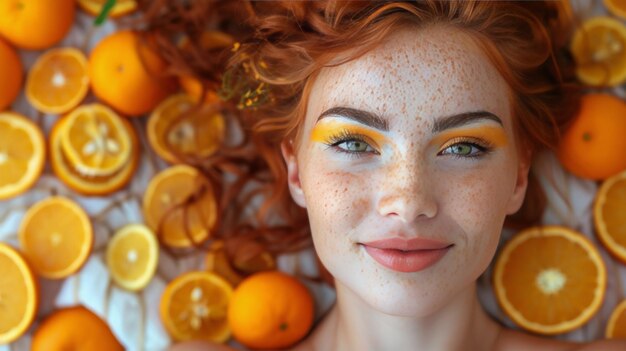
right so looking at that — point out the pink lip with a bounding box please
[361,237,452,273]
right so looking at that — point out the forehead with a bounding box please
[305,25,511,130]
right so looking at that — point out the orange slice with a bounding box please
[18,196,93,279]
[606,299,626,338]
[571,17,626,86]
[594,170,626,263]
[606,0,626,20]
[60,103,132,177]
[106,224,159,291]
[0,112,45,200]
[0,243,38,344]
[50,105,139,196]
[143,165,217,248]
[493,226,606,335]
[26,47,89,114]
[160,271,233,343]
[77,0,137,17]
[32,306,124,351]
[147,94,225,164]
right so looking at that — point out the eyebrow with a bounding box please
[431,111,503,133]
[317,107,389,131]
[317,106,503,133]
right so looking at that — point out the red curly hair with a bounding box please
[136,0,580,256]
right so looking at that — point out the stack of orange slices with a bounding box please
[49,103,139,195]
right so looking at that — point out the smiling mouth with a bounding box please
[360,244,453,273]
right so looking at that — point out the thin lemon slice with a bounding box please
[0,112,45,200]
[0,243,38,344]
[19,196,93,279]
[571,16,626,86]
[26,47,89,114]
[594,170,626,263]
[493,226,606,335]
[77,0,137,17]
[60,104,132,177]
[160,271,233,342]
[143,165,217,248]
[106,224,159,291]
[148,94,225,164]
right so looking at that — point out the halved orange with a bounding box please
[606,299,626,338]
[571,17,626,86]
[606,0,626,20]
[0,243,38,344]
[32,306,124,351]
[147,94,225,164]
[106,224,159,291]
[594,170,626,263]
[0,112,45,200]
[60,103,132,177]
[49,104,139,196]
[77,0,137,18]
[160,271,233,343]
[26,47,89,114]
[143,165,217,248]
[18,196,93,279]
[493,226,606,335]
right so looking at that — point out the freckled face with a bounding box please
[292,26,526,316]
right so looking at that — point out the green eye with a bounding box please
[447,144,473,156]
[339,140,372,152]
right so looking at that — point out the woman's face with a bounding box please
[282,25,529,316]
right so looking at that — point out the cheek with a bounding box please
[299,157,371,246]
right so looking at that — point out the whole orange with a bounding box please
[228,271,314,349]
[31,306,124,351]
[89,30,177,116]
[557,94,626,180]
[0,0,75,50]
[0,37,22,110]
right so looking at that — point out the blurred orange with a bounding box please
[0,243,38,344]
[160,271,233,343]
[26,47,89,114]
[89,30,177,116]
[606,299,626,338]
[19,196,93,279]
[0,37,22,110]
[228,271,314,349]
[32,306,124,351]
[0,0,75,50]
[49,104,139,195]
[557,94,626,180]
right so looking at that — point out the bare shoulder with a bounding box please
[168,340,238,351]
[497,328,626,351]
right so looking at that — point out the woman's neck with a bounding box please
[306,281,502,351]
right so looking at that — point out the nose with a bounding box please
[375,159,438,223]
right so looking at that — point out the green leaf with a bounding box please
[94,0,117,26]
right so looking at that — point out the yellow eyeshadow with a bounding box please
[431,126,508,148]
[310,120,387,147]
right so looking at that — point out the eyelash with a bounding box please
[324,129,379,159]
[324,131,493,159]
[438,137,493,159]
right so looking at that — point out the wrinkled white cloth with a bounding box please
[2,2,626,351]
